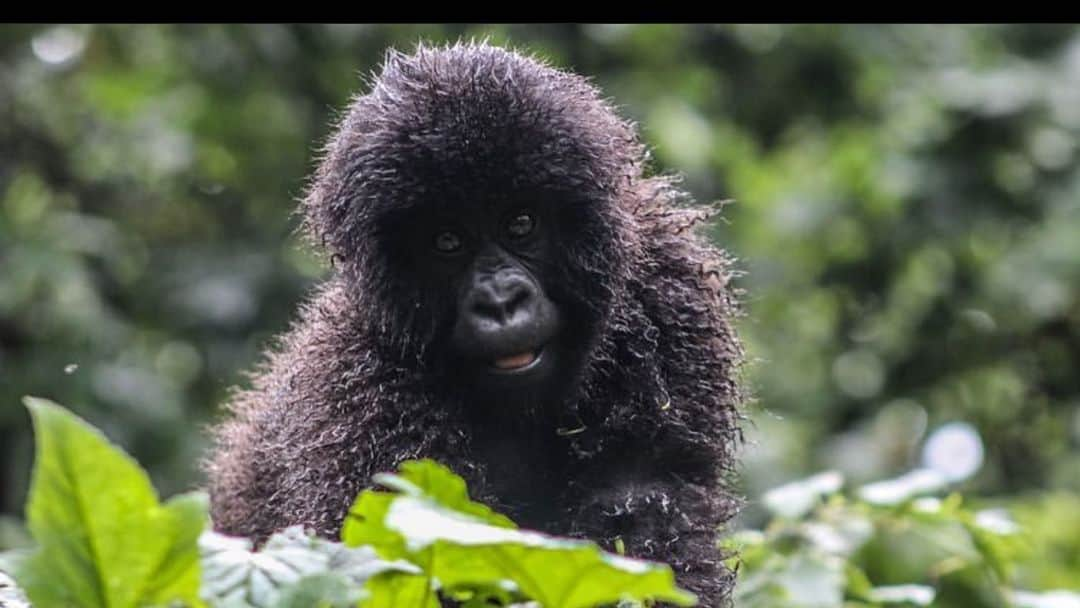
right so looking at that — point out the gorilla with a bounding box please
[206,42,744,605]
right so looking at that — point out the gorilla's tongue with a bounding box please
[493,351,537,370]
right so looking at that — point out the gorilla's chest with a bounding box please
[469,431,579,532]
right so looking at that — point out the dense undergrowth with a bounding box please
[0,399,1077,608]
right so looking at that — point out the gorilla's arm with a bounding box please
[561,199,742,606]
[567,473,735,605]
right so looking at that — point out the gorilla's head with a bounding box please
[303,42,648,416]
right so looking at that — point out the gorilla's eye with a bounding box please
[433,230,464,254]
[505,212,536,239]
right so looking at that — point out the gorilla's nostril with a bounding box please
[472,298,502,322]
[505,286,532,316]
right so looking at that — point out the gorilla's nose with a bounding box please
[452,268,558,365]
[470,276,536,326]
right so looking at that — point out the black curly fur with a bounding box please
[205,41,744,606]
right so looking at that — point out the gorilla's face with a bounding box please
[442,208,560,381]
[402,198,590,411]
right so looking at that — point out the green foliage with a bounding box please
[343,459,696,608]
[2,399,1077,607]
[198,526,415,608]
[0,401,694,608]
[1,397,205,607]
[728,471,1080,608]
[713,25,1080,515]
[1008,493,1080,591]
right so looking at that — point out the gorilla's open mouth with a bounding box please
[490,348,544,373]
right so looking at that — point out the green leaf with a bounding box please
[342,460,515,566]
[771,553,846,607]
[273,573,360,608]
[11,397,206,608]
[843,562,874,599]
[373,460,517,529]
[344,459,696,608]
[762,471,845,519]
[867,584,936,605]
[200,526,417,608]
[342,491,406,561]
[857,469,950,506]
[144,492,212,604]
[1007,589,1080,608]
[362,571,441,608]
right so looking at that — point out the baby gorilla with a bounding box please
[207,42,744,605]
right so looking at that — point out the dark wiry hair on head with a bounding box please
[301,41,650,362]
[303,41,644,259]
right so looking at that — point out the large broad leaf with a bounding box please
[342,460,515,566]
[343,459,696,608]
[199,526,419,608]
[8,397,206,608]
[376,460,518,529]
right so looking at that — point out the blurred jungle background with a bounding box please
[1,23,1079,592]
